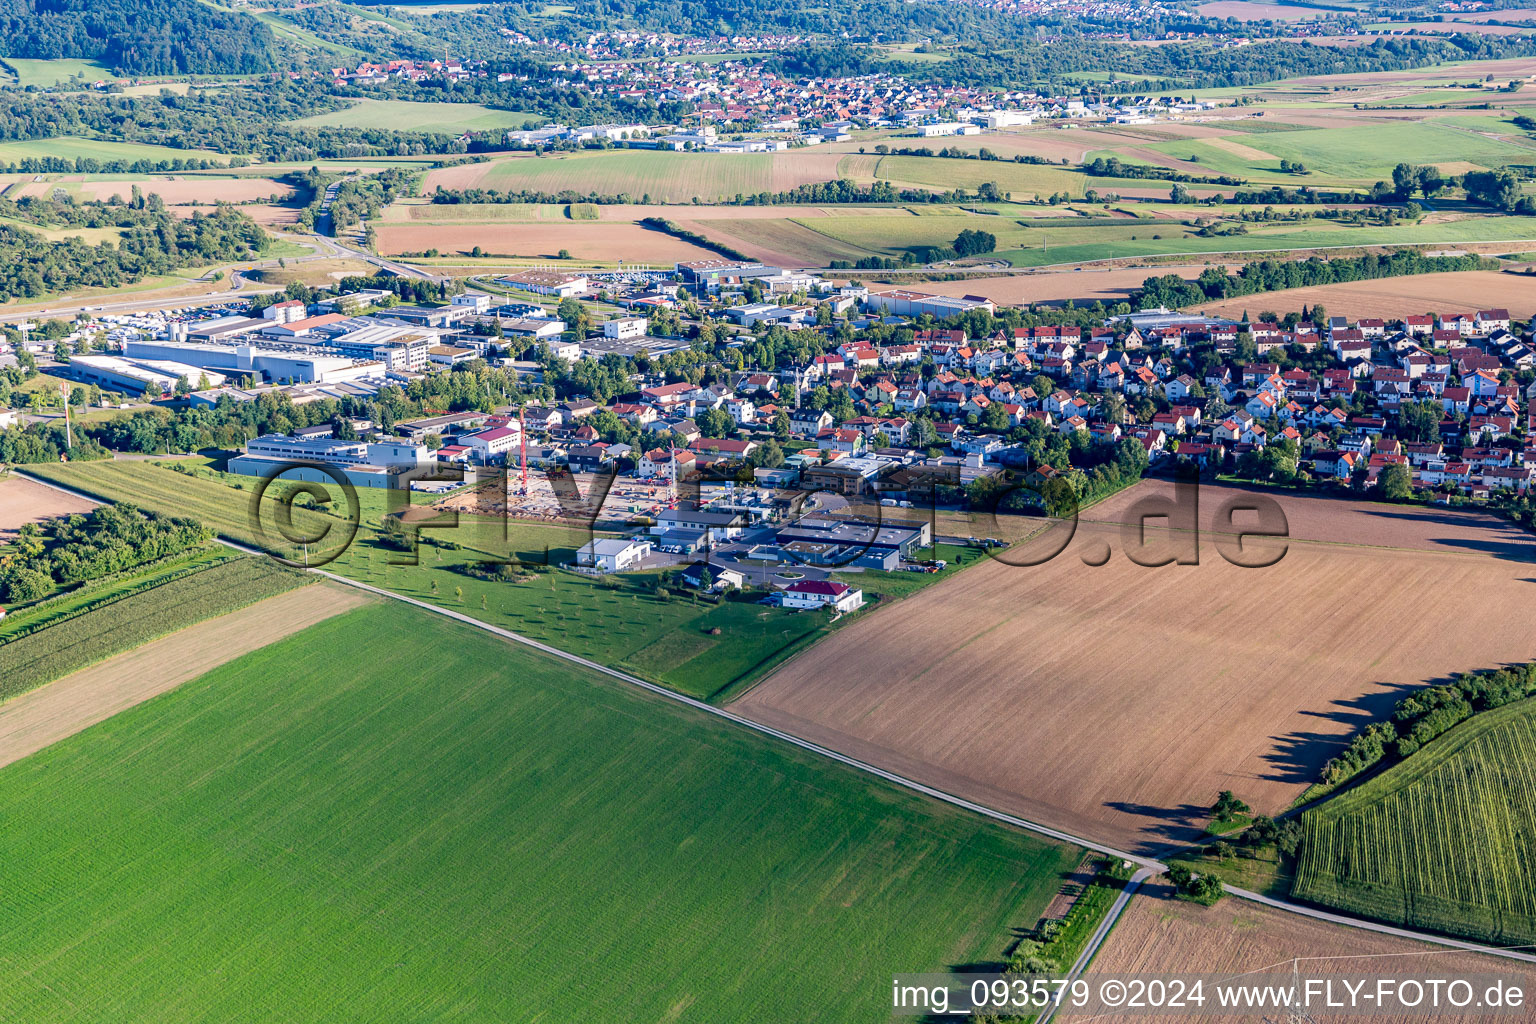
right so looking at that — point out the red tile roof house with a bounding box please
[780,579,865,613]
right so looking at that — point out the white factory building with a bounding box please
[123,339,372,385]
[67,355,228,395]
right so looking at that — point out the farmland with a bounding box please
[1092,890,1536,1023]
[0,556,312,702]
[374,219,719,263]
[11,175,295,206]
[0,473,95,540]
[1139,120,1536,186]
[423,149,849,201]
[0,582,369,770]
[1294,697,1536,945]
[732,482,1536,854]
[0,601,1080,1023]
[1185,269,1536,319]
[291,99,541,134]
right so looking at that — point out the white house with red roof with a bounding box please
[780,579,864,613]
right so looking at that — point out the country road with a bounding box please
[16,468,1536,971]
[1036,866,1155,1024]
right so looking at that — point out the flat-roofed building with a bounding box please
[497,271,588,298]
[121,339,367,385]
[228,434,428,489]
[864,289,995,319]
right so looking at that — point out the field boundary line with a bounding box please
[18,468,1536,967]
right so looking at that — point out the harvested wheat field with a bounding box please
[374,221,718,263]
[0,474,95,540]
[1188,270,1536,320]
[1087,891,1536,1023]
[0,582,372,769]
[733,482,1536,855]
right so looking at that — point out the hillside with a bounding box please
[0,0,275,76]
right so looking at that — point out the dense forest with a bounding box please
[0,0,275,75]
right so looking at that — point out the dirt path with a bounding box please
[0,582,373,769]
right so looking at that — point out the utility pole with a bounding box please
[60,382,73,450]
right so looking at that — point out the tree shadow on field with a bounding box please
[1259,679,1427,785]
[1357,508,1536,563]
[1102,800,1213,854]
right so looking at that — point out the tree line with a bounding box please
[1130,250,1497,309]
[1321,663,1536,790]
[0,0,275,76]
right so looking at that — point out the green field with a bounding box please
[0,57,114,88]
[0,556,309,702]
[0,136,236,166]
[458,150,796,202]
[1142,121,1536,185]
[292,99,541,134]
[25,461,913,701]
[0,601,1079,1022]
[1293,697,1536,945]
[874,154,1089,197]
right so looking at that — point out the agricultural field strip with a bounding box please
[1036,867,1157,1024]
[22,473,1536,963]
[0,584,369,770]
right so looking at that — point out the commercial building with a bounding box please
[460,425,522,461]
[604,317,647,340]
[121,339,369,385]
[66,355,227,396]
[574,537,653,573]
[175,315,268,343]
[864,289,995,319]
[772,514,930,570]
[228,434,429,489]
[325,323,435,372]
[497,271,589,298]
[915,122,980,137]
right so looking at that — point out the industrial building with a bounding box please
[122,339,372,386]
[228,434,430,489]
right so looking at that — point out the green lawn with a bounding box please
[0,601,1080,1022]
[0,57,114,88]
[292,99,541,135]
[1293,697,1536,946]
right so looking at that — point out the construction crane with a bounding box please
[518,405,528,496]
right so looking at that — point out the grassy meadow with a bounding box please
[292,99,541,134]
[1294,697,1536,945]
[0,601,1080,1022]
[26,460,947,701]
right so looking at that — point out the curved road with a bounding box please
[16,468,1536,970]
